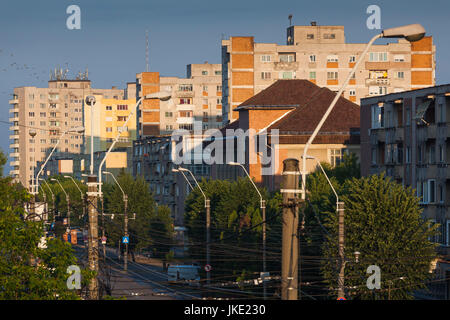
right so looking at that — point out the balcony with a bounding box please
[9,125,19,131]
[176,117,194,124]
[10,152,19,158]
[273,61,299,71]
[394,127,404,141]
[10,161,19,166]
[9,98,19,104]
[9,107,18,113]
[9,143,19,149]
[9,134,18,140]
[365,78,390,86]
[176,91,194,98]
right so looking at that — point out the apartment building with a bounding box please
[83,95,137,153]
[360,85,450,298]
[135,63,223,138]
[221,23,436,124]
[9,79,125,188]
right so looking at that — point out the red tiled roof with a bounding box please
[237,80,360,135]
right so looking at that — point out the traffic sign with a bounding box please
[122,236,129,244]
[101,236,107,245]
[204,264,212,272]
[337,297,346,300]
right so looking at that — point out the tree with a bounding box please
[321,173,438,300]
[184,177,282,288]
[103,173,156,255]
[149,205,174,270]
[0,150,93,299]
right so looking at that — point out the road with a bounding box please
[73,244,201,300]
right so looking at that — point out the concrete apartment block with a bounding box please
[221,23,436,124]
[9,79,125,188]
[135,63,223,138]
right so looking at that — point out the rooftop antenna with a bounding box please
[145,30,149,72]
[288,14,293,26]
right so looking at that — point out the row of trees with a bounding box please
[184,154,439,299]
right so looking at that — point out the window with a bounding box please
[369,70,388,79]
[29,112,35,117]
[307,34,314,39]
[179,84,193,92]
[327,55,338,62]
[309,55,316,62]
[202,71,208,75]
[106,106,112,110]
[406,147,411,163]
[369,86,387,96]
[179,98,192,104]
[438,103,444,122]
[396,71,405,79]
[29,103,34,108]
[428,180,436,203]
[349,89,356,96]
[446,220,450,245]
[280,71,294,79]
[323,33,336,39]
[215,70,221,75]
[369,52,388,62]
[40,103,45,108]
[261,55,271,62]
[371,104,384,129]
[202,85,208,92]
[217,85,222,92]
[105,117,113,122]
[261,72,271,80]
[279,54,295,62]
[394,55,405,62]
[349,55,356,63]
[371,148,377,165]
[106,127,112,132]
[179,111,193,117]
[439,185,444,203]
[165,112,173,117]
[327,72,338,80]
[439,145,444,162]
[422,181,428,203]
[429,145,435,164]
[179,124,193,130]
[165,125,173,130]
[309,72,316,80]
[406,108,411,125]
[117,105,128,110]
[330,149,343,167]
[40,112,46,117]
[418,145,423,163]
[117,116,127,121]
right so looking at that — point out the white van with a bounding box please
[167,265,200,284]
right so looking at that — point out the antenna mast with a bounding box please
[145,30,149,72]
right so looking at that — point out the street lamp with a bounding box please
[51,178,71,231]
[172,168,194,190]
[39,178,55,222]
[35,126,85,194]
[301,24,426,200]
[97,92,171,198]
[64,175,85,219]
[103,171,128,272]
[228,161,267,300]
[27,129,37,220]
[177,167,211,285]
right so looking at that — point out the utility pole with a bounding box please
[337,201,345,299]
[206,198,210,285]
[262,199,267,299]
[281,158,301,300]
[87,175,99,299]
[123,194,128,272]
[101,196,106,259]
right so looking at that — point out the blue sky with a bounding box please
[1,0,449,173]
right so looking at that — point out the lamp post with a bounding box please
[228,161,267,300]
[178,167,211,285]
[305,155,345,298]
[35,126,85,194]
[64,175,85,220]
[97,91,171,198]
[39,178,55,223]
[28,129,37,220]
[51,178,70,231]
[300,24,426,201]
[103,171,128,271]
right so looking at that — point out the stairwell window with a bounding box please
[329,149,343,167]
[369,52,388,62]
[261,72,271,80]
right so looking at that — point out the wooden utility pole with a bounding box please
[123,194,128,272]
[281,158,301,300]
[87,175,99,299]
[206,199,211,285]
[337,201,345,298]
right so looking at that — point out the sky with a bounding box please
[1,0,449,174]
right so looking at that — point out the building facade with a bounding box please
[221,23,436,124]
[9,79,125,188]
[360,85,450,298]
[135,63,223,138]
